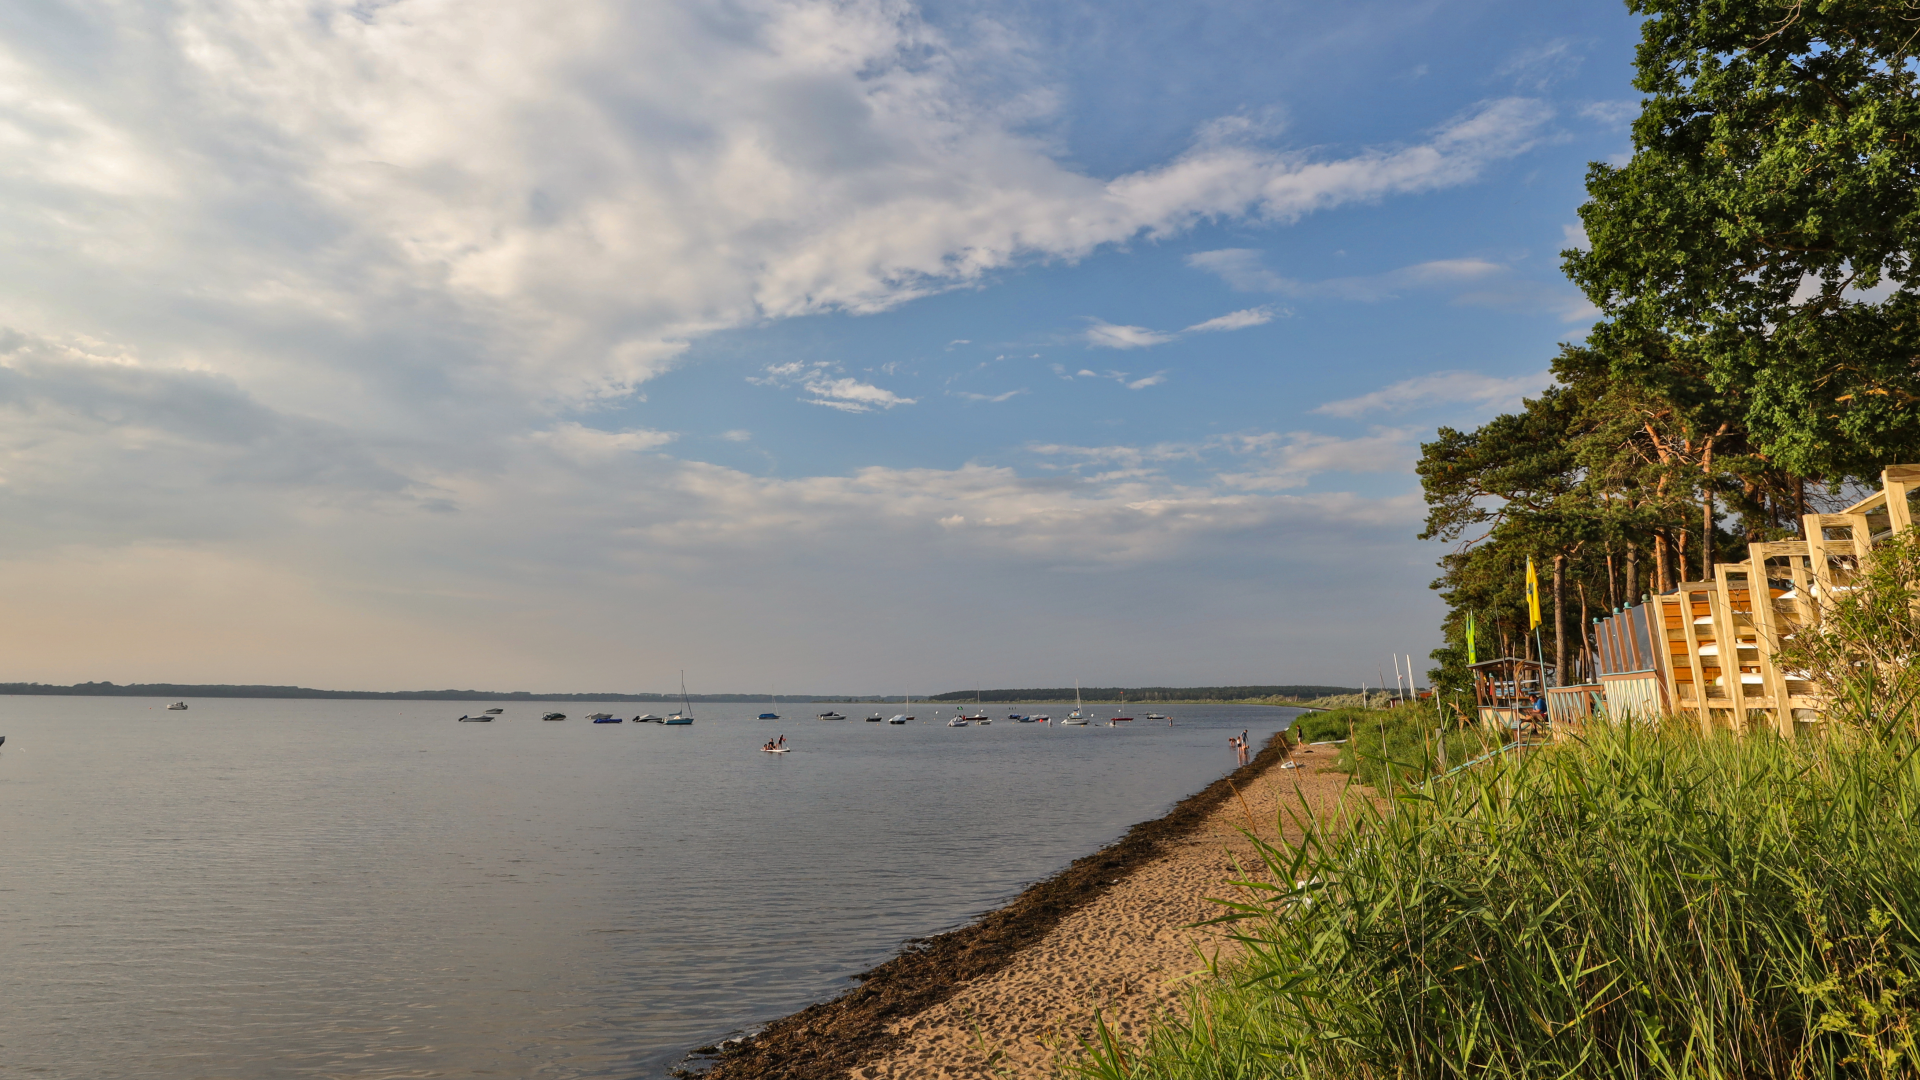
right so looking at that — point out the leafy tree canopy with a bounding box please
[1566,0,1920,477]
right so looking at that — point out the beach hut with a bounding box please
[1468,657,1553,732]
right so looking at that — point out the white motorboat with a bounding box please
[1145,712,1166,720]
[817,710,846,720]
[946,716,968,727]
[887,692,914,724]
[637,713,663,722]
[166,702,188,710]
[483,708,504,715]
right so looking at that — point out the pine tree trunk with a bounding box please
[1553,554,1568,683]
[1654,529,1671,592]
[1625,544,1639,604]
[1702,492,1715,578]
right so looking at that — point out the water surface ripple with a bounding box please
[0,698,1298,1078]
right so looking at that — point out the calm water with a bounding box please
[0,697,1299,1079]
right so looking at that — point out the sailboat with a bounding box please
[1109,689,1133,724]
[664,671,694,725]
[887,693,913,724]
[760,694,779,720]
[1062,679,1088,725]
[962,683,989,723]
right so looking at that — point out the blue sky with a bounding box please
[0,0,1639,693]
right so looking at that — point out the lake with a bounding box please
[0,697,1300,1078]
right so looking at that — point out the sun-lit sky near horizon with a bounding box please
[0,0,1638,694]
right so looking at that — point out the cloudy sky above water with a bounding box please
[0,0,1635,693]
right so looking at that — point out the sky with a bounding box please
[0,0,1640,694]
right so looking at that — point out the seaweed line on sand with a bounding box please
[682,727,1298,1080]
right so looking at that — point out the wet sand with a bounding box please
[693,730,1355,1080]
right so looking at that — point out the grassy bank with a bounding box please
[1083,721,1920,1079]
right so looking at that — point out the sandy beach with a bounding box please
[696,729,1356,1080]
[854,744,1353,1079]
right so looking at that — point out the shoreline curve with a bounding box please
[685,720,1304,1080]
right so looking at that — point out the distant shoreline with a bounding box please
[0,682,1354,705]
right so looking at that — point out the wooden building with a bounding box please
[1562,465,1917,734]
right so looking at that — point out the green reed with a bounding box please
[1080,721,1920,1079]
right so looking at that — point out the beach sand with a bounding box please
[850,746,1353,1079]
[694,730,1355,1080]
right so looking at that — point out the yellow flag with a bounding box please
[1526,556,1542,629]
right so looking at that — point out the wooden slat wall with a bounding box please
[1623,465,1916,730]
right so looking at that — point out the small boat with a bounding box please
[1063,680,1088,724]
[960,684,988,722]
[166,702,188,711]
[946,716,969,727]
[586,712,615,721]
[817,711,846,720]
[976,716,993,725]
[866,713,884,722]
[761,746,791,754]
[663,671,694,725]
[637,713,663,722]
[1110,690,1133,723]
[1007,713,1024,720]
[759,713,779,719]
[1029,714,1050,722]
[592,716,624,724]
[761,693,780,720]
[484,708,504,715]
[885,692,915,725]
[457,714,493,722]
[543,712,567,721]
[1145,712,1166,720]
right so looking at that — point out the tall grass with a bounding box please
[1081,722,1920,1079]
[1291,705,1492,788]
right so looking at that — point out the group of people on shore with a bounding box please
[1228,729,1251,765]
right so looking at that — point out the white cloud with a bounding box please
[721,429,753,442]
[1562,223,1591,251]
[1190,251,1592,320]
[752,361,915,412]
[528,423,677,461]
[1186,249,1289,292]
[1084,320,1175,349]
[1498,39,1581,90]
[1126,373,1168,390]
[0,0,1553,413]
[1183,306,1277,333]
[1578,100,1638,127]
[954,388,1027,403]
[1314,370,1552,418]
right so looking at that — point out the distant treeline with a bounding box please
[0,682,884,703]
[0,681,1357,703]
[924,685,1359,703]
